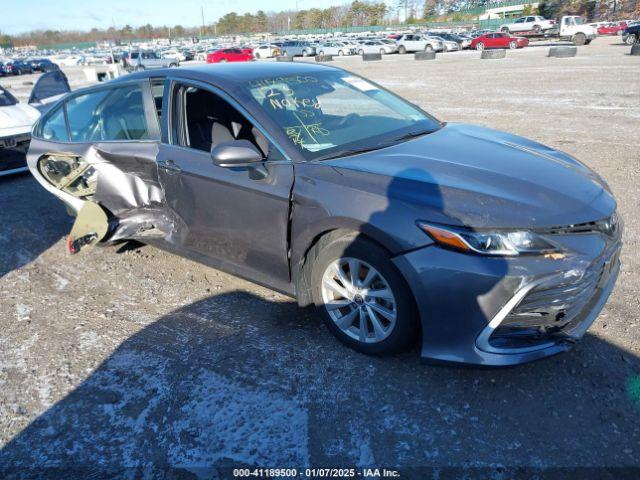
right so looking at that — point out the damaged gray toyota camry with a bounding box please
[27,62,622,366]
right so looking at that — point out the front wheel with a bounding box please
[358,49,364,55]
[319,51,325,56]
[302,50,309,57]
[501,27,510,33]
[380,48,386,55]
[398,45,407,54]
[533,25,541,34]
[573,33,586,46]
[509,41,518,49]
[311,234,418,355]
[425,44,434,52]
[338,50,344,56]
[625,34,637,45]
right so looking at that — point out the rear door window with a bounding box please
[65,84,150,142]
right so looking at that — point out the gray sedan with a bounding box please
[27,63,621,366]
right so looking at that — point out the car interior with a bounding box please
[178,86,269,157]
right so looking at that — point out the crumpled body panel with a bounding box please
[27,139,183,252]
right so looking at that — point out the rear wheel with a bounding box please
[319,51,325,55]
[625,34,637,45]
[302,50,309,57]
[425,44,434,52]
[358,49,365,55]
[380,48,386,55]
[533,25,541,34]
[398,45,407,54]
[509,41,518,49]
[338,50,344,56]
[476,42,485,51]
[501,27,510,33]
[311,234,418,355]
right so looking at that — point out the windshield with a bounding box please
[574,17,584,25]
[245,70,441,161]
[0,86,18,107]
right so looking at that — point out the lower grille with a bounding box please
[489,247,619,350]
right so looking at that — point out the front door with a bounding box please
[156,79,295,291]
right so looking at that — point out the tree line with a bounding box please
[2,0,638,48]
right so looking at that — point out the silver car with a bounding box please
[126,50,178,70]
[280,41,316,57]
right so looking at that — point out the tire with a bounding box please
[476,42,485,51]
[425,44,434,52]
[358,49,364,55]
[533,25,541,34]
[625,34,637,45]
[219,59,227,63]
[573,33,586,46]
[380,48,386,55]
[319,51,325,56]
[501,27,510,33]
[338,50,344,56]
[302,50,309,57]
[398,45,407,54]
[310,233,418,355]
[509,41,518,49]
[135,65,145,71]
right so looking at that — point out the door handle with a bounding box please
[159,159,181,173]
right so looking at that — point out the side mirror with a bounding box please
[211,140,264,167]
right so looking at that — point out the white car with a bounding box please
[396,34,443,53]
[253,44,281,59]
[356,40,397,55]
[161,50,186,62]
[0,72,71,176]
[317,42,355,56]
[500,15,556,34]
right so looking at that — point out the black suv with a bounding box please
[623,23,640,45]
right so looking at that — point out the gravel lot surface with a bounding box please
[1,37,639,477]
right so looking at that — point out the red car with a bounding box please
[597,22,627,36]
[471,33,530,50]
[206,48,254,63]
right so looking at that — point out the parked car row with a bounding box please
[0,58,60,76]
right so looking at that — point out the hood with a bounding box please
[0,103,40,132]
[323,123,616,229]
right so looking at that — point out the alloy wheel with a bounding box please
[321,257,397,344]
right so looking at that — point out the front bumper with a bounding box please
[0,132,31,176]
[392,228,622,366]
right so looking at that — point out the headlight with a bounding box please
[417,222,560,256]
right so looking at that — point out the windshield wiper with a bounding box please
[390,129,437,143]
[314,129,438,162]
[314,145,388,162]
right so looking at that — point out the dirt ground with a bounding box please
[1,37,639,477]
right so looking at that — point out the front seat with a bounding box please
[210,122,235,150]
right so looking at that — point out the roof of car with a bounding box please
[119,61,342,85]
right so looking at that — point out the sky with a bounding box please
[0,0,368,35]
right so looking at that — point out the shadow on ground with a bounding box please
[0,174,71,278]
[0,287,639,478]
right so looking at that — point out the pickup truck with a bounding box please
[623,23,640,45]
[502,16,597,46]
[500,15,556,34]
[395,34,443,54]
